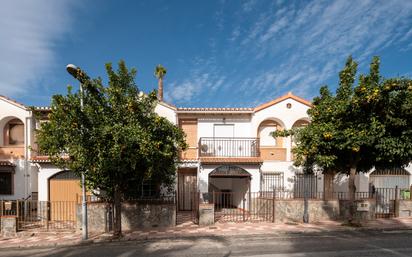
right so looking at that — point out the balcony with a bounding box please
[198,137,260,157]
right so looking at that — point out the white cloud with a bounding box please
[231,0,412,100]
[242,0,258,13]
[0,1,79,97]
[166,0,412,107]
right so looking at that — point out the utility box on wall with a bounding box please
[357,201,370,212]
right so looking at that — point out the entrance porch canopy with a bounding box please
[209,165,251,178]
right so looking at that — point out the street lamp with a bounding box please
[66,64,88,240]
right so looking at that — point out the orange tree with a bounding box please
[274,56,412,221]
[36,60,187,236]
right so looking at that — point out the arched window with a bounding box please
[258,120,283,147]
[3,118,24,146]
[291,119,309,146]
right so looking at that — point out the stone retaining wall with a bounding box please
[339,199,376,221]
[0,216,17,237]
[274,200,340,223]
[398,200,412,217]
[77,202,176,233]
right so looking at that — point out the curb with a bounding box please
[1,224,412,250]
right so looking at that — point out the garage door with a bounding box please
[49,171,82,221]
[370,168,410,189]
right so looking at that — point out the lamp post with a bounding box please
[66,64,88,240]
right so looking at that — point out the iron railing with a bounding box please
[0,200,77,231]
[205,191,274,223]
[257,190,374,200]
[198,137,260,157]
[261,173,284,193]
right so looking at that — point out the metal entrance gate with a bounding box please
[210,192,274,223]
[375,188,398,218]
[0,200,77,231]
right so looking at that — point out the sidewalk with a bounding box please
[1,218,412,249]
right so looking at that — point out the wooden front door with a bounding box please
[178,168,197,211]
[49,171,82,221]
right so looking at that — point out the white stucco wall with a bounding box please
[252,98,310,131]
[35,164,64,201]
[252,98,310,162]
[0,160,37,200]
[197,116,252,139]
[155,103,177,124]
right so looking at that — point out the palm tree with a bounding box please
[154,64,167,101]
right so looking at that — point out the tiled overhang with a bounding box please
[0,161,15,167]
[30,156,51,163]
[199,157,263,164]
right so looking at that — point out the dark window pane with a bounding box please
[0,173,12,194]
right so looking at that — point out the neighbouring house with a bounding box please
[0,95,37,201]
[1,91,411,211]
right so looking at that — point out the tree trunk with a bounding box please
[323,170,335,200]
[158,78,163,101]
[348,165,356,222]
[113,188,122,237]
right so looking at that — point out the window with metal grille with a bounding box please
[293,174,318,198]
[0,172,12,195]
[261,172,284,192]
[140,180,159,198]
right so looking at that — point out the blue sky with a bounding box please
[1,0,412,108]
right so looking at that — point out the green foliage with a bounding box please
[36,60,187,200]
[154,64,167,79]
[273,56,412,175]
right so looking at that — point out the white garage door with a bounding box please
[370,168,410,189]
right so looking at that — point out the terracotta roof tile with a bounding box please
[30,155,70,163]
[254,92,312,112]
[177,107,254,112]
[0,161,15,167]
[30,156,51,163]
[0,95,27,109]
[34,106,51,111]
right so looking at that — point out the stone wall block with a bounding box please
[1,216,17,238]
[199,203,214,226]
[77,202,176,233]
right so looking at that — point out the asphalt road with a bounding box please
[2,230,412,257]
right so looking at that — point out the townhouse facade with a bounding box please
[1,92,411,211]
[173,93,312,210]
